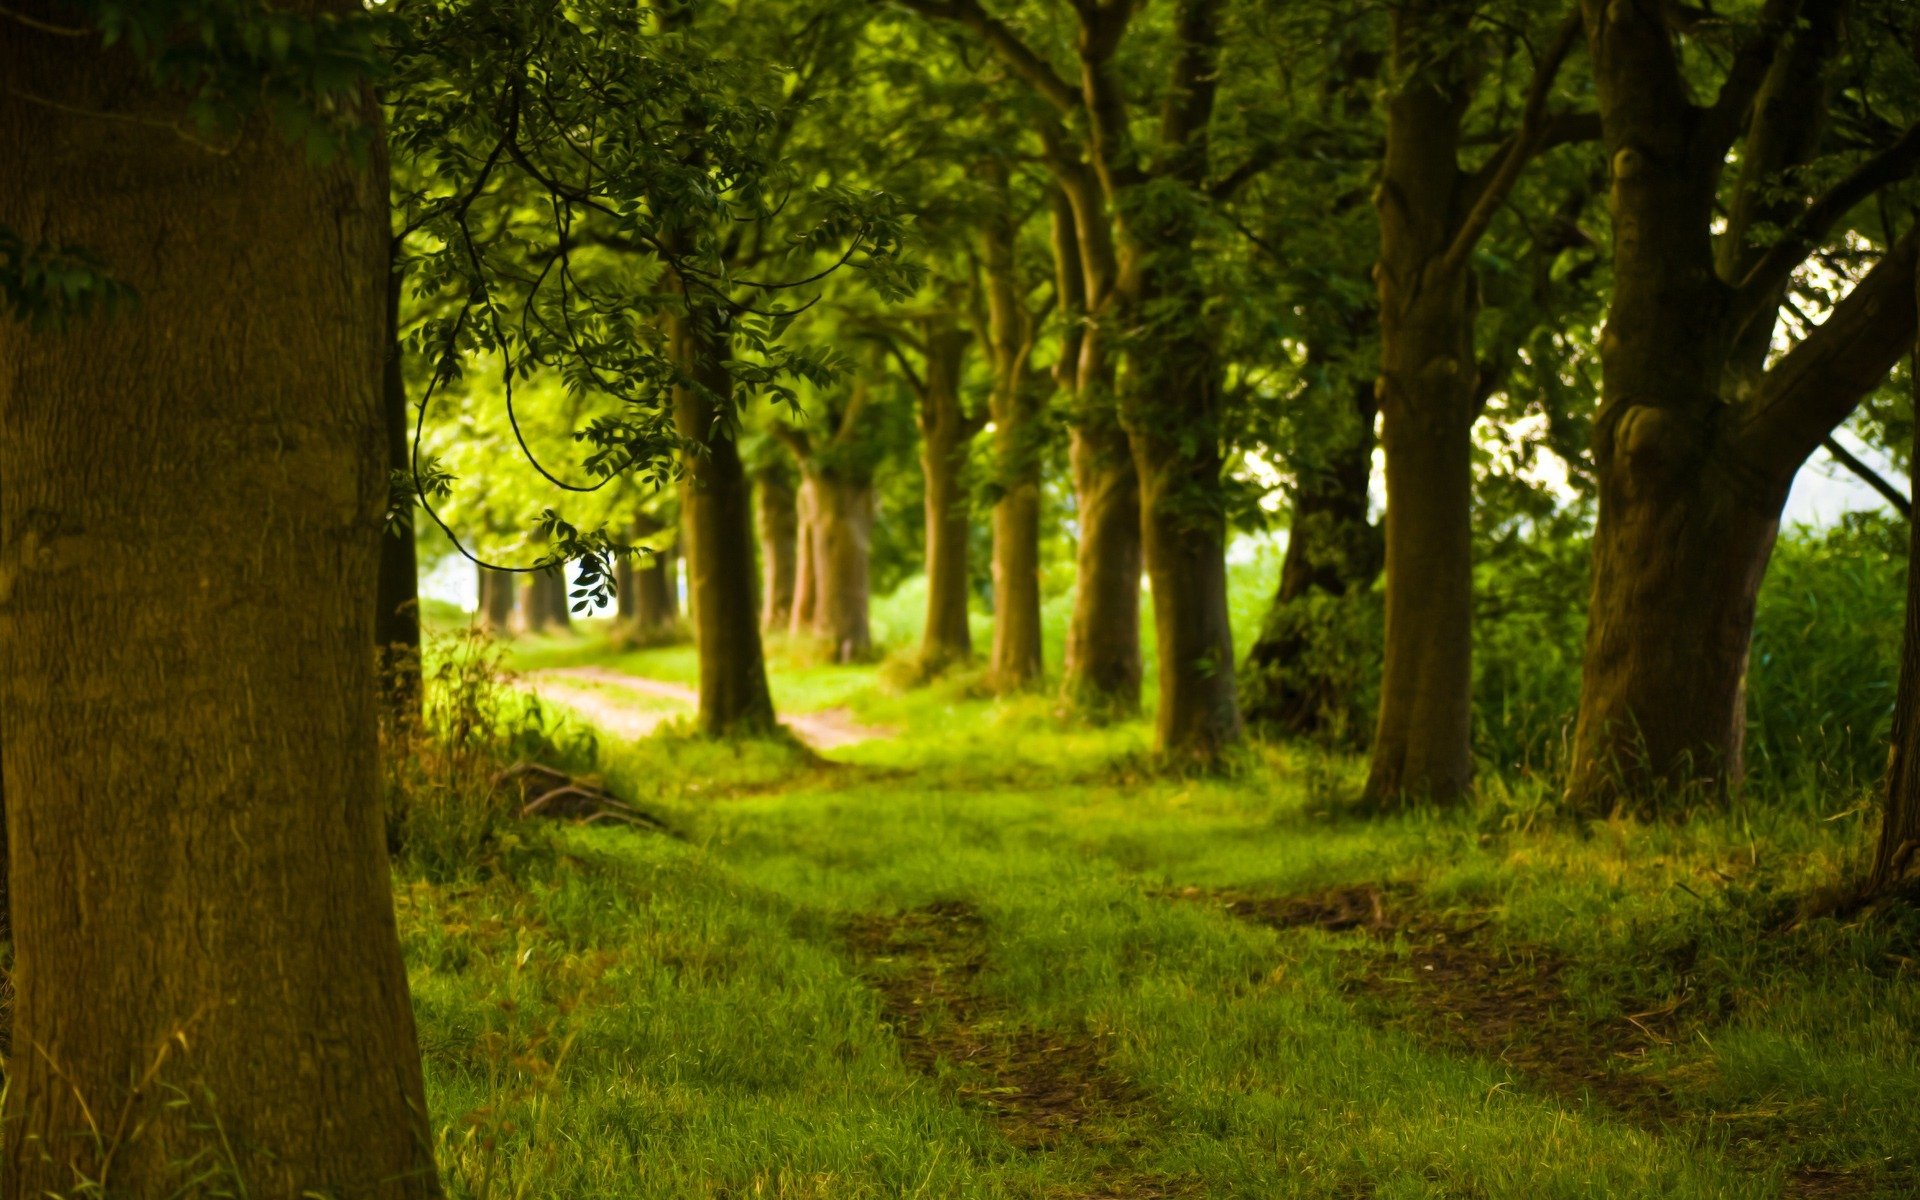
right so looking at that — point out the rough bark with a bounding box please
[916,321,980,673]
[376,256,422,722]
[756,463,798,632]
[1242,372,1381,737]
[1567,0,1919,811]
[478,564,517,631]
[671,306,777,735]
[0,26,437,1195]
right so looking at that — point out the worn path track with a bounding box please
[525,664,890,751]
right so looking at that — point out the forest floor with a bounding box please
[397,626,1920,1199]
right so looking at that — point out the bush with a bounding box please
[383,631,589,881]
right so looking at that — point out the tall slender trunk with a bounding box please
[478,564,516,630]
[983,190,1049,692]
[757,464,798,632]
[1055,159,1141,717]
[376,257,422,721]
[0,29,437,1194]
[790,473,819,636]
[808,470,875,663]
[1875,331,1920,893]
[671,307,776,735]
[1242,372,1380,737]
[917,323,978,672]
[1062,379,1141,715]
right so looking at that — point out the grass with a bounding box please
[393,619,1920,1199]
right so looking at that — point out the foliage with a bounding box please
[385,632,589,881]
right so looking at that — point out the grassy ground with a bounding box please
[394,624,1920,1199]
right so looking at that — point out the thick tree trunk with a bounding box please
[790,473,820,636]
[520,570,569,633]
[757,464,798,632]
[671,308,776,735]
[1242,374,1380,737]
[0,30,437,1195]
[1361,4,1482,804]
[1121,322,1242,765]
[376,260,422,722]
[808,472,875,663]
[478,564,517,631]
[917,324,978,672]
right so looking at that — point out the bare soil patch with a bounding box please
[843,901,1190,1198]
[528,665,891,750]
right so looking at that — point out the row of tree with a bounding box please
[6,0,1920,1193]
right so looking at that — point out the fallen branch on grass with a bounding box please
[495,761,681,837]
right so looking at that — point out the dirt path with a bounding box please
[525,664,890,751]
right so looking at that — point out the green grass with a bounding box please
[398,628,1920,1199]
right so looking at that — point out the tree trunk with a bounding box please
[917,324,978,673]
[478,564,517,631]
[983,192,1049,693]
[615,551,636,620]
[671,308,777,735]
[0,30,437,1195]
[1875,326,1920,893]
[790,473,819,636]
[1359,2,1483,804]
[1242,373,1380,737]
[1121,323,1242,765]
[1056,191,1142,719]
[376,258,422,722]
[757,464,798,632]
[634,549,679,631]
[1062,406,1142,716]
[520,570,567,633]
[808,471,875,663]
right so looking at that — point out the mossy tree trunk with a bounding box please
[981,186,1055,693]
[1106,0,1242,766]
[915,320,982,673]
[1568,0,1920,812]
[0,24,437,1194]
[671,305,776,735]
[1053,163,1141,717]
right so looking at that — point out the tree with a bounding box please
[1566,0,1920,811]
[755,457,800,631]
[776,371,891,662]
[980,176,1058,692]
[0,7,437,1192]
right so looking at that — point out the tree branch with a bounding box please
[890,0,1080,113]
[1729,120,1920,343]
[1734,226,1920,476]
[1439,5,1584,276]
[1821,434,1912,517]
[1701,0,1807,154]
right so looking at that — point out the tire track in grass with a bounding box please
[842,901,1193,1200]
[1175,883,1888,1199]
